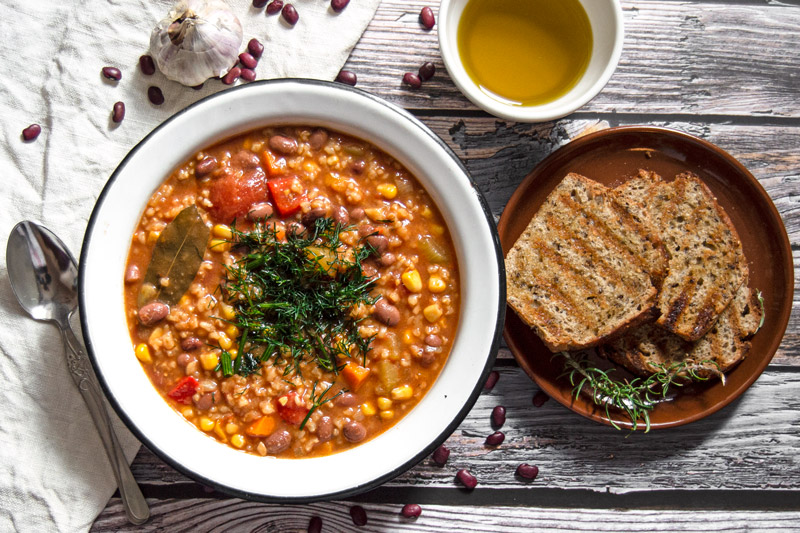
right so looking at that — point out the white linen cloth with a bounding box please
[0,0,380,530]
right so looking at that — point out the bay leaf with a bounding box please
[137,205,211,307]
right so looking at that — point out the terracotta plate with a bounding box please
[498,126,793,430]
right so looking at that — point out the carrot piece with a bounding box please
[246,416,276,437]
[262,150,287,176]
[342,362,371,391]
[268,176,306,217]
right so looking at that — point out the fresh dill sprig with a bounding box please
[558,351,719,432]
[221,217,378,377]
[299,380,346,430]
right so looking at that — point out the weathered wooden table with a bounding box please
[93,1,800,530]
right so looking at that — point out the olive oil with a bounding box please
[457,0,593,106]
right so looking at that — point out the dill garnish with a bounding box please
[558,351,718,432]
[222,217,378,377]
[299,380,346,430]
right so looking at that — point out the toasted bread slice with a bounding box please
[505,173,668,352]
[598,276,764,378]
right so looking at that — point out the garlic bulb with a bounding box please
[150,0,243,86]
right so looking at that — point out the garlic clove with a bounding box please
[150,0,243,87]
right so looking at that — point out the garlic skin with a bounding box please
[150,0,243,86]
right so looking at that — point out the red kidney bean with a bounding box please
[266,0,283,15]
[349,505,368,527]
[484,370,499,391]
[222,67,241,85]
[456,469,478,489]
[401,503,422,518]
[286,221,306,238]
[195,156,218,178]
[139,55,156,75]
[424,334,442,347]
[194,393,214,410]
[269,134,298,154]
[343,420,367,442]
[516,463,539,480]
[333,205,350,226]
[337,392,358,407]
[176,353,196,367]
[181,337,203,351]
[124,265,140,283]
[491,405,506,428]
[233,149,261,169]
[265,429,292,453]
[138,301,169,325]
[309,128,328,150]
[316,416,333,441]
[111,101,125,123]
[350,207,365,220]
[307,516,322,533]
[402,72,422,89]
[373,298,400,326]
[239,52,258,69]
[253,0,268,7]
[281,4,299,25]
[419,6,435,29]
[533,390,550,407]
[302,207,327,228]
[419,62,436,81]
[147,86,164,105]
[240,68,256,82]
[485,431,505,446]
[22,124,41,141]
[102,66,122,81]
[358,224,375,237]
[366,235,388,255]
[432,444,450,465]
[335,70,357,86]
[247,202,274,220]
[331,0,349,12]
[248,38,265,59]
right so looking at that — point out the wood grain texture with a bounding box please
[92,500,800,532]
[345,1,800,117]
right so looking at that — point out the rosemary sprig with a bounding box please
[299,380,346,430]
[558,351,719,432]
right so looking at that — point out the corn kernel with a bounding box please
[420,206,433,218]
[431,224,444,236]
[402,330,415,345]
[219,303,236,321]
[226,324,240,339]
[377,397,393,410]
[391,385,414,401]
[199,417,215,431]
[377,183,398,199]
[209,238,231,252]
[218,333,233,350]
[213,421,228,442]
[212,224,233,240]
[379,410,395,420]
[229,348,238,360]
[147,231,160,244]
[181,407,194,418]
[134,343,152,363]
[225,422,239,435]
[361,402,376,416]
[200,351,220,371]
[230,434,245,448]
[423,303,443,323]
[401,270,423,293]
[428,276,446,293]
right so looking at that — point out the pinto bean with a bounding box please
[138,301,169,325]
[424,334,442,347]
[177,353,196,367]
[317,416,333,442]
[420,350,436,367]
[343,420,367,443]
[373,298,400,326]
[309,129,328,150]
[350,207,365,220]
[337,392,358,407]
[358,224,375,237]
[233,149,261,169]
[247,202,273,220]
[181,337,202,351]
[333,206,350,225]
[194,393,214,411]
[125,265,140,283]
[195,156,218,178]
[366,235,389,255]
[269,134,298,155]
[265,429,292,454]
[302,207,327,228]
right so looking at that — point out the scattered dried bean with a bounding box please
[240,68,256,82]
[532,390,550,407]
[112,101,125,123]
[491,405,506,428]
[432,444,450,465]
[222,67,241,85]
[22,124,41,141]
[331,0,349,12]
[456,468,478,489]
[485,431,505,446]
[401,504,422,518]
[419,62,436,81]
[349,505,368,526]
[102,66,122,81]
[266,0,283,14]
[336,70,357,86]
[147,86,164,105]
[248,38,265,59]
[402,72,422,89]
[419,6,435,29]
[307,516,322,533]
[484,370,499,391]
[253,0,268,7]
[139,55,156,75]
[516,463,539,480]
[239,52,258,69]
[281,4,299,25]
[191,83,204,90]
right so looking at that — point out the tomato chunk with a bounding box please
[275,391,309,425]
[208,168,268,222]
[268,176,306,217]
[167,376,199,404]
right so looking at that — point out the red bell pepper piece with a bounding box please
[275,390,309,425]
[167,376,199,404]
[267,176,306,217]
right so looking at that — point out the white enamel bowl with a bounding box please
[79,80,505,502]
[438,0,624,122]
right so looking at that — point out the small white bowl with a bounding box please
[79,80,505,502]
[438,0,624,122]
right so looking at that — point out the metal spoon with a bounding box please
[6,221,150,525]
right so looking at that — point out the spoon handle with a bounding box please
[59,323,151,525]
